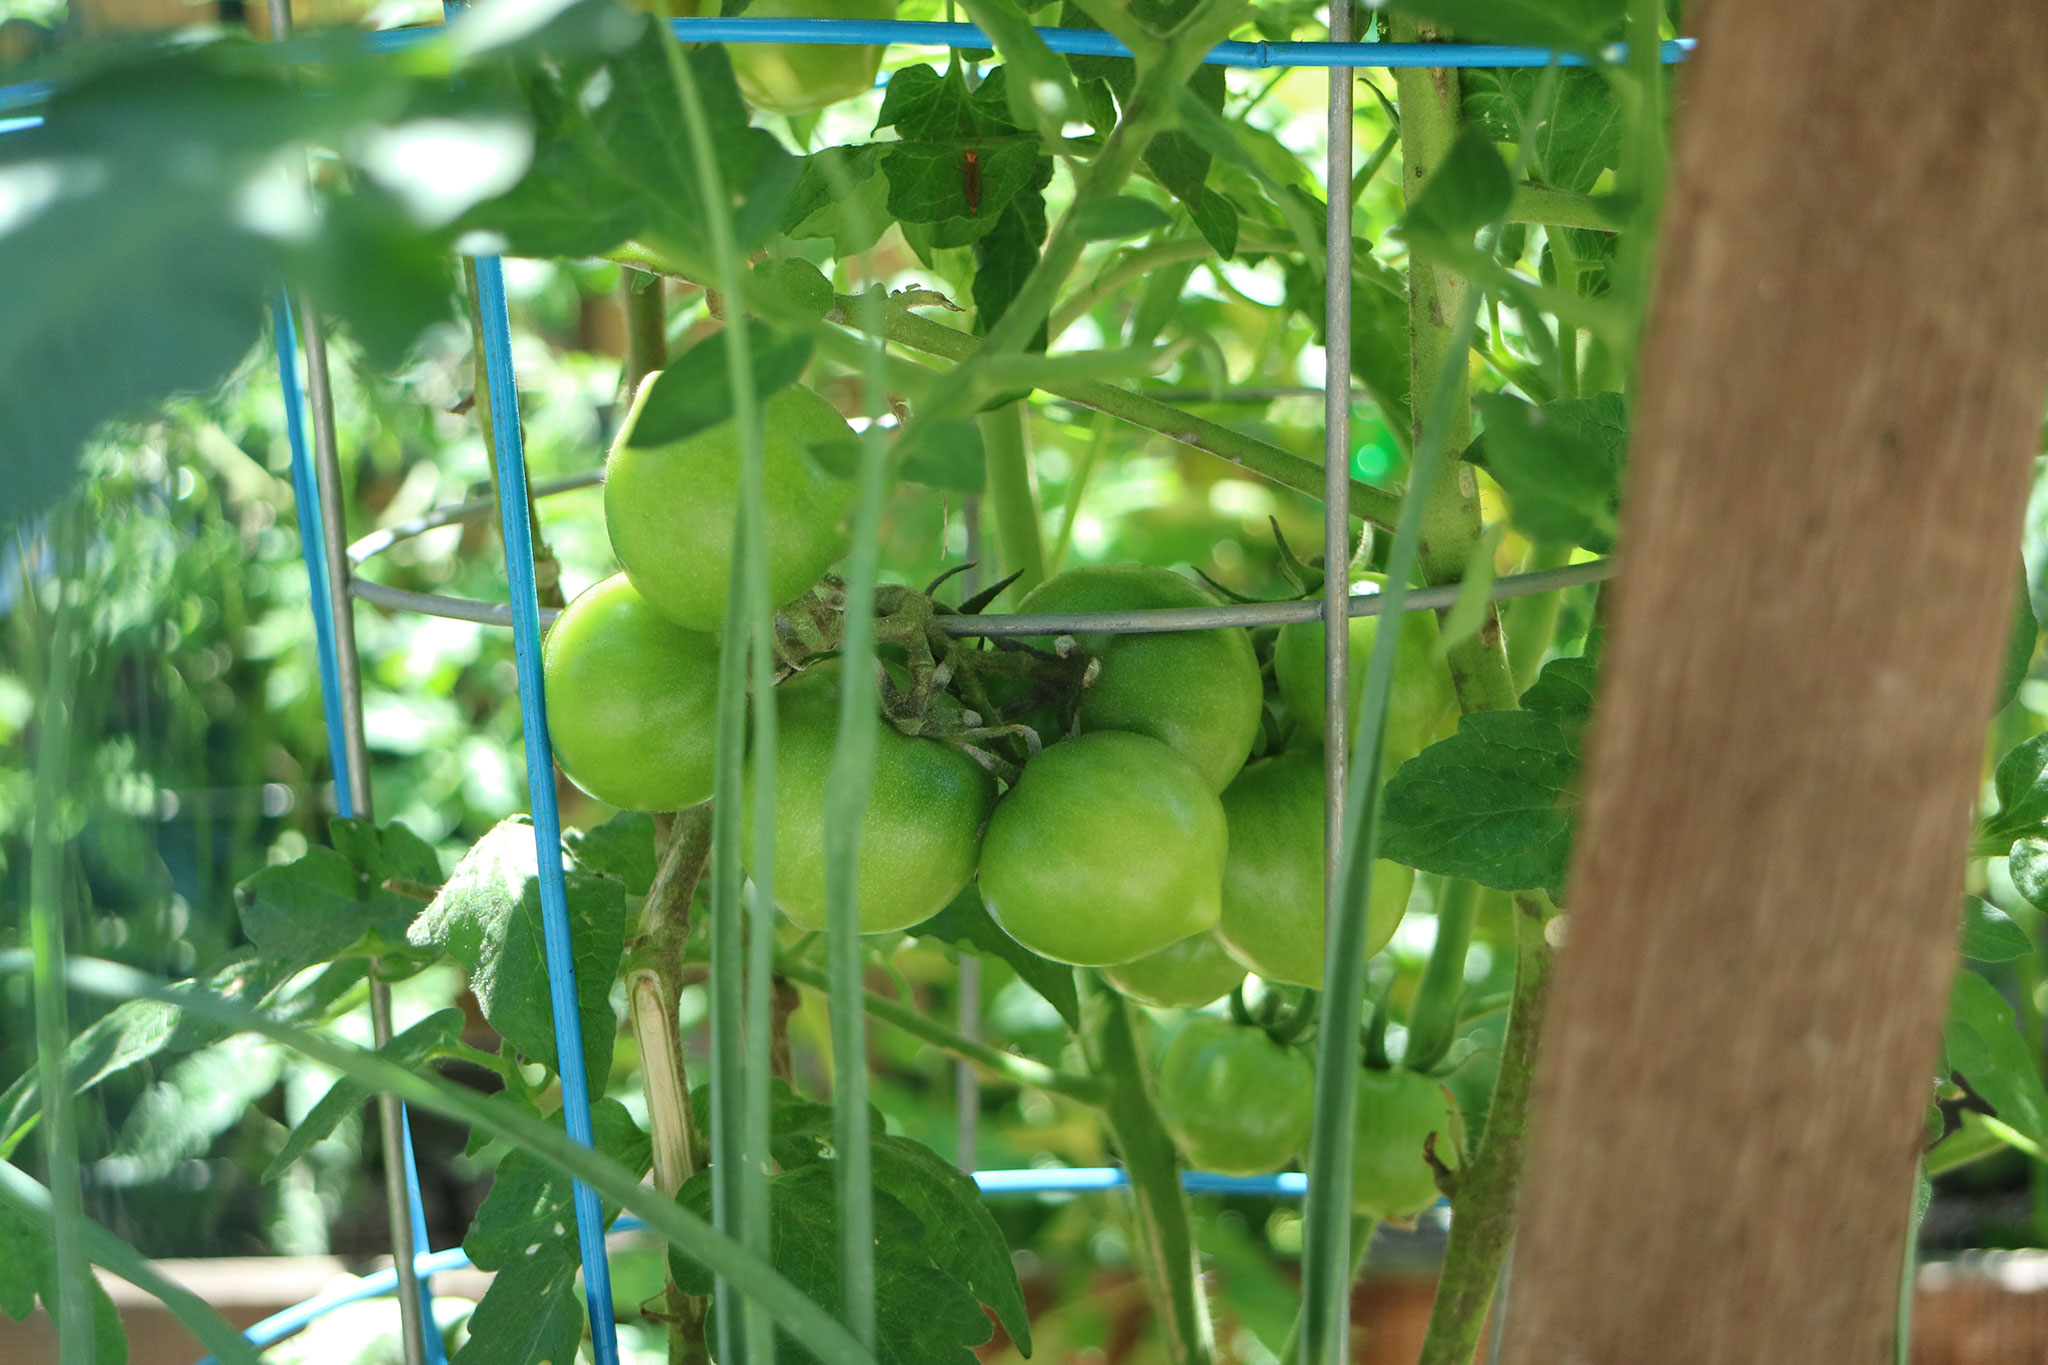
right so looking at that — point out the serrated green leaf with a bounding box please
[624,327,814,448]
[1402,126,1514,245]
[1960,896,2032,963]
[870,1135,1031,1354]
[467,1098,650,1273]
[1070,194,1172,241]
[235,847,382,971]
[673,1164,996,1365]
[564,811,660,896]
[957,0,1078,131]
[909,887,1079,1028]
[877,65,1045,236]
[972,161,1053,341]
[407,817,630,1089]
[1380,707,1581,899]
[690,1077,884,1173]
[449,1253,584,1365]
[1464,67,1622,195]
[1388,0,1624,48]
[267,1010,465,1179]
[1946,970,2048,1149]
[1519,653,1598,717]
[1469,392,1627,550]
[330,817,442,889]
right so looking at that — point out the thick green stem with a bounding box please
[1077,974,1214,1365]
[979,401,1045,597]
[1417,896,1555,1365]
[1502,541,1574,692]
[621,267,668,398]
[1404,879,1481,1074]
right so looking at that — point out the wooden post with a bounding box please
[1500,4,2048,1363]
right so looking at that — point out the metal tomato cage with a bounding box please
[213,15,1662,1364]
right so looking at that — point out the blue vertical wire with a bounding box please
[469,253,622,1365]
[271,294,445,1365]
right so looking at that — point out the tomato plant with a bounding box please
[13,6,2048,1365]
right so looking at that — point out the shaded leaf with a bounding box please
[0,1201,128,1364]
[565,811,661,896]
[1464,67,1622,194]
[900,419,988,493]
[623,328,815,448]
[1468,392,1627,551]
[909,886,1079,1027]
[267,1010,465,1178]
[407,818,630,1089]
[1997,566,2038,715]
[1946,970,2048,1149]
[1071,194,1172,241]
[1401,126,1513,245]
[1960,896,2032,963]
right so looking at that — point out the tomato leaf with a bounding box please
[1400,126,1514,247]
[1070,194,1173,241]
[1378,655,1593,898]
[1945,970,2048,1151]
[972,159,1054,343]
[623,328,815,448]
[672,1162,1002,1365]
[1996,564,2039,715]
[1960,896,2032,963]
[1985,733,2048,843]
[877,65,1045,237]
[1464,67,1623,194]
[910,887,1080,1028]
[1467,392,1627,551]
[900,419,989,493]
[267,1011,465,1179]
[407,817,630,1090]
[564,811,661,895]
[236,820,435,972]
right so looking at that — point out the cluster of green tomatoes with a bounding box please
[541,379,1465,1216]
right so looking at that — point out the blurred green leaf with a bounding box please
[1468,392,1626,550]
[1401,126,1513,245]
[565,811,661,895]
[1960,896,2032,963]
[1946,970,2048,1150]
[1386,0,1624,48]
[1464,67,1622,194]
[267,1010,465,1179]
[1070,195,1173,242]
[624,328,815,448]
[0,1200,128,1365]
[1996,566,2038,715]
[900,419,988,493]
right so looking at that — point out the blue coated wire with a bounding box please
[271,290,445,1365]
[270,291,353,818]
[469,253,622,1365]
[0,23,1694,115]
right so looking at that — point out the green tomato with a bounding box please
[979,731,1225,966]
[1351,1066,1462,1221]
[1155,1016,1314,1177]
[1016,564,1263,791]
[1216,752,1414,988]
[1272,576,1457,765]
[1102,929,1245,1009]
[728,0,896,116]
[605,379,855,633]
[542,574,721,812]
[744,665,997,934]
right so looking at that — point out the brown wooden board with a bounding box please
[1500,3,2048,1362]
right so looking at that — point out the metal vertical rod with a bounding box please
[1319,5,1357,1362]
[1322,13,1355,949]
[262,0,431,1342]
[470,253,623,1365]
[956,494,984,1171]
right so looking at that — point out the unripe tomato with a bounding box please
[605,379,855,633]
[1273,577,1457,765]
[1016,564,1263,791]
[743,665,997,934]
[979,731,1225,966]
[1102,929,1245,1009]
[1155,1016,1313,1176]
[1217,752,1415,988]
[542,574,719,812]
[728,0,896,116]
[1351,1066,1461,1220]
